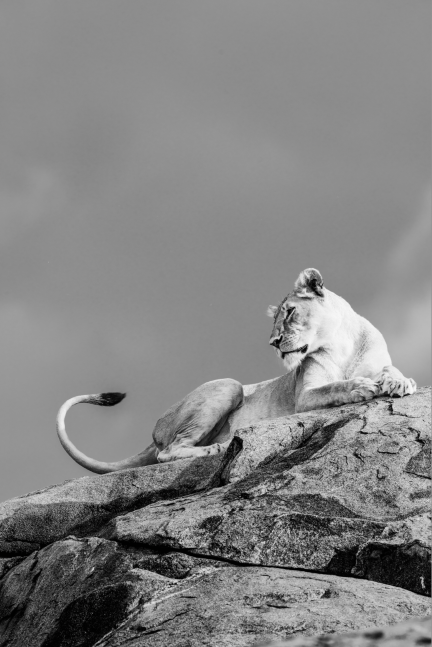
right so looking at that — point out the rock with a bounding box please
[0,536,176,647]
[105,388,431,594]
[405,440,431,479]
[97,567,429,647]
[0,538,429,647]
[257,616,431,646]
[0,388,430,646]
[229,386,431,484]
[0,556,23,580]
[351,513,431,596]
[0,446,240,555]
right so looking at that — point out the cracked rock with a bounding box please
[2,538,429,647]
[0,387,430,646]
[105,389,431,594]
[0,449,237,555]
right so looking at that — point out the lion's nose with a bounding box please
[269,335,282,348]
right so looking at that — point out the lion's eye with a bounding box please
[286,307,295,319]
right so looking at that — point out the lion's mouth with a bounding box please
[281,344,308,358]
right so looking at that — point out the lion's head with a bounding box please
[267,268,342,371]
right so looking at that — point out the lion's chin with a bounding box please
[281,344,308,358]
[282,353,303,372]
[275,344,309,372]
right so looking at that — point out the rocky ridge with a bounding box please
[0,387,430,646]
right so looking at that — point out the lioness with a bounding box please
[57,268,416,473]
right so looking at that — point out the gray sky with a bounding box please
[0,0,430,501]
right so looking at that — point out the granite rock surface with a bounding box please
[258,617,431,647]
[0,388,430,646]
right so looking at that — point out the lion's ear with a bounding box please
[294,268,324,297]
[267,305,278,318]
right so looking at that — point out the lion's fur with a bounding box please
[57,268,416,473]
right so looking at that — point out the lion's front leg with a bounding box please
[375,365,416,398]
[296,377,380,413]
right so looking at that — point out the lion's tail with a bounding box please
[56,393,158,474]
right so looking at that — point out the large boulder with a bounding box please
[0,388,430,646]
[0,537,429,647]
[105,387,431,595]
[0,447,241,555]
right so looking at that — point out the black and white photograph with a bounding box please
[0,2,430,645]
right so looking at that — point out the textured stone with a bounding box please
[0,556,23,580]
[105,389,431,594]
[350,513,431,596]
[405,440,431,479]
[0,537,174,647]
[0,388,430,647]
[0,448,239,555]
[258,616,431,647]
[94,567,431,647]
[1,539,429,647]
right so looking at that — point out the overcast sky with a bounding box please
[0,0,430,501]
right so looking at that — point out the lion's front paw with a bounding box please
[377,368,416,398]
[156,447,175,463]
[350,377,380,403]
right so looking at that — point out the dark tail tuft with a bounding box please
[90,392,127,407]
